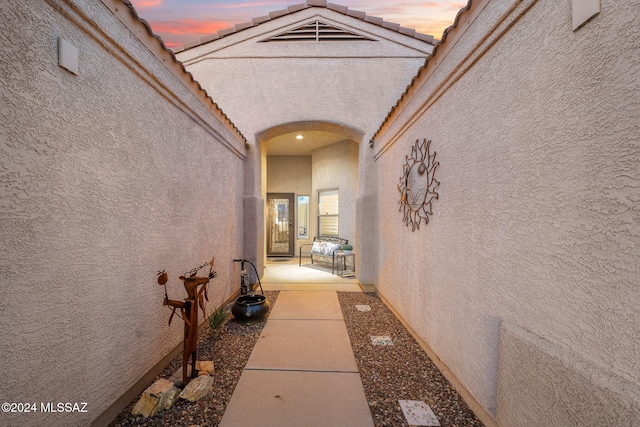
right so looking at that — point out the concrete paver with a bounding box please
[268,290,344,320]
[219,370,374,427]
[219,290,374,427]
[246,319,358,372]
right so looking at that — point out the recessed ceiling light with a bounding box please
[296,135,303,140]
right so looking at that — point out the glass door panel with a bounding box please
[267,193,295,257]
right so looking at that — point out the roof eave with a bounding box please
[176,0,436,53]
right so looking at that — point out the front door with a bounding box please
[267,193,295,257]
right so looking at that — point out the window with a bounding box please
[297,195,309,239]
[318,190,339,236]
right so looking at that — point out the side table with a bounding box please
[336,252,355,278]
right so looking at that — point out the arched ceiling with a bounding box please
[264,130,350,155]
[257,120,364,155]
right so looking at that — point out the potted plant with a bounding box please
[341,244,353,254]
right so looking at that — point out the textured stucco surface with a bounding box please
[497,322,640,426]
[178,7,429,270]
[312,141,359,245]
[178,7,432,240]
[372,0,640,422]
[0,0,245,425]
[3,0,639,425]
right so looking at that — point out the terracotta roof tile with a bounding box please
[327,3,348,14]
[414,33,435,43]
[252,15,271,25]
[288,3,307,13]
[382,21,401,31]
[218,27,237,37]
[200,33,220,44]
[116,0,247,145]
[346,9,366,20]
[235,21,254,31]
[398,27,416,37]
[269,9,289,19]
[182,39,201,50]
[178,1,437,52]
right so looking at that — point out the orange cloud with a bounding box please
[218,1,288,9]
[134,0,163,10]
[150,20,232,36]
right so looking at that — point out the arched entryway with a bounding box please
[256,121,364,273]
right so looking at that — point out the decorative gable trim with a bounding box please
[262,20,374,42]
[175,1,435,52]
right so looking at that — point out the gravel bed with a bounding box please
[110,291,279,427]
[338,292,484,427]
[111,290,484,426]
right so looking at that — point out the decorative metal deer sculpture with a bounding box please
[157,256,216,386]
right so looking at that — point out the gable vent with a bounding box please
[263,21,374,42]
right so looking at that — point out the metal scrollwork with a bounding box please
[397,138,440,231]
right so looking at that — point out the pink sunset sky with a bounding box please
[129,0,467,49]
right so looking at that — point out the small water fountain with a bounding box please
[231,259,270,322]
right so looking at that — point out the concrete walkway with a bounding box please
[219,290,374,427]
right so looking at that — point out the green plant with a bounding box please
[208,307,228,331]
[341,244,353,251]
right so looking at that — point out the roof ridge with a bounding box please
[175,1,436,53]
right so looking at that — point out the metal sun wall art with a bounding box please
[397,138,440,231]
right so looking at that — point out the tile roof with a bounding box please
[117,0,247,144]
[371,0,473,145]
[175,1,436,53]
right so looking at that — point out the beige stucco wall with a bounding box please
[372,0,640,423]
[0,0,246,425]
[177,7,432,145]
[178,7,433,212]
[312,140,359,245]
[178,8,433,271]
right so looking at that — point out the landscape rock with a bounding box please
[179,375,214,402]
[132,378,180,418]
[195,360,215,374]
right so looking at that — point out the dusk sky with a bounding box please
[129,0,467,49]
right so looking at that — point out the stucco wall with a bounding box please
[177,7,432,144]
[313,141,359,245]
[0,0,246,425]
[372,0,639,423]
